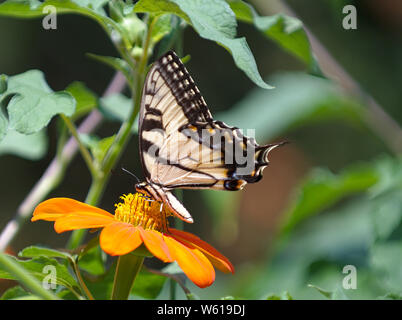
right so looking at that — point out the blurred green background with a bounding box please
[1,0,402,299]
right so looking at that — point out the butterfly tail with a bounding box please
[257,140,289,164]
[236,140,288,184]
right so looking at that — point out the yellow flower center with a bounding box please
[114,192,172,232]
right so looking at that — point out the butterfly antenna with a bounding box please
[121,167,140,183]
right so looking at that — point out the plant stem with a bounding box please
[169,278,177,300]
[111,254,144,300]
[66,176,103,249]
[169,190,184,300]
[72,258,95,300]
[56,121,68,160]
[0,252,60,300]
[60,114,98,178]
[67,18,156,249]
[147,267,193,298]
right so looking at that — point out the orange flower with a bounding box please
[32,192,234,288]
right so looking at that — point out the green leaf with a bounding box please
[266,291,293,300]
[369,190,402,241]
[281,164,379,235]
[226,0,254,23]
[378,293,402,300]
[86,53,132,84]
[0,0,133,49]
[369,155,402,196]
[99,93,137,132]
[57,289,78,299]
[0,128,47,160]
[80,133,116,165]
[0,255,79,293]
[307,284,331,298]
[108,0,132,21]
[85,262,116,300]
[134,0,190,23]
[0,113,7,143]
[65,81,97,120]
[131,268,167,299]
[255,14,316,69]
[113,7,146,45]
[151,14,173,44]
[135,0,273,89]
[0,253,62,299]
[171,0,238,38]
[0,0,121,34]
[0,74,8,141]
[367,156,402,241]
[217,37,274,89]
[0,0,43,15]
[155,14,183,56]
[0,70,75,137]
[19,246,73,261]
[228,0,319,72]
[69,0,109,15]
[280,155,402,240]
[78,244,106,276]
[76,233,100,258]
[308,284,349,300]
[0,74,7,94]
[370,241,402,293]
[0,286,34,300]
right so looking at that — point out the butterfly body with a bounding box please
[137,51,285,223]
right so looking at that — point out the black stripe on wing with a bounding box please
[155,51,213,123]
[178,120,286,190]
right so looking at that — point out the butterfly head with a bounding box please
[135,182,154,198]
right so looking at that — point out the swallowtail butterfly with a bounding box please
[136,51,285,223]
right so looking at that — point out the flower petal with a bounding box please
[138,228,173,263]
[32,198,113,222]
[100,222,142,256]
[163,234,215,288]
[54,212,114,233]
[169,228,234,274]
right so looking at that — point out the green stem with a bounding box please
[170,190,183,300]
[56,121,68,160]
[67,17,156,250]
[169,278,177,300]
[174,189,184,231]
[72,258,94,300]
[0,253,60,300]
[61,114,98,178]
[111,254,144,300]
